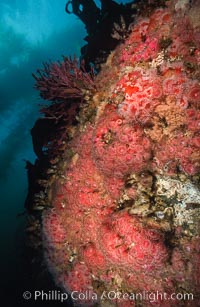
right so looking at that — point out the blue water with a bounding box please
[0,0,132,305]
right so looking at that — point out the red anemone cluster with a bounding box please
[38,1,200,306]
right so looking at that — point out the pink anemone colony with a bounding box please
[34,1,200,306]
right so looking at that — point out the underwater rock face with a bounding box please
[37,1,200,306]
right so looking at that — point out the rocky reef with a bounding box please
[28,0,200,306]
